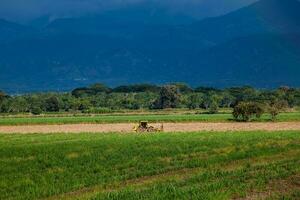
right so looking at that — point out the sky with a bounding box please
[0,0,258,23]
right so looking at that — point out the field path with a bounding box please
[1,122,300,134]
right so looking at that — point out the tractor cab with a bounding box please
[133,121,164,133]
[140,121,148,129]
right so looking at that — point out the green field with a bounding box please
[1,112,300,125]
[1,131,299,200]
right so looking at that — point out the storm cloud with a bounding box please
[0,0,258,22]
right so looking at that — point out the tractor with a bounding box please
[133,121,164,133]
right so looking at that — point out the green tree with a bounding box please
[170,83,193,93]
[0,98,10,113]
[59,94,75,112]
[25,94,43,114]
[10,96,29,113]
[151,85,181,109]
[72,83,111,98]
[201,92,221,111]
[187,93,203,109]
[44,96,60,112]
[78,99,92,112]
[209,100,219,114]
[134,92,158,109]
[228,86,258,105]
[89,83,111,94]
[0,90,7,100]
[202,94,211,110]
[31,106,42,115]
[194,87,220,94]
[0,91,8,113]
[221,92,235,108]
[275,86,296,107]
[113,84,160,93]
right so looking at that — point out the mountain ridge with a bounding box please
[0,0,300,93]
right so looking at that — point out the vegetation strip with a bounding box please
[1,131,299,199]
[1,85,300,124]
[46,150,300,200]
[1,112,300,126]
[234,175,300,200]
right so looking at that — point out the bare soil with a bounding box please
[1,122,300,134]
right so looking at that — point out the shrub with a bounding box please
[31,106,42,115]
[208,100,219,114]
[233,102,265,121]
[267,100,288,121]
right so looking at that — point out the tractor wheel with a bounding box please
[137,127,147,133]
[147,126,156,132]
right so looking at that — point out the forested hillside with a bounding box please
[0,0,300,92]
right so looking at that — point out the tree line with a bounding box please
[0,83,300,120]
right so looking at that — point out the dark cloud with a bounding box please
[0,0,258,22]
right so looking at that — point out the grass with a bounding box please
[0,113,231,125]
[1,112,300,125]
[0,131,299,200]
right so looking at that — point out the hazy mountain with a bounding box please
[185,0,300,44]
[45,3,196,39]
[0,34,188,92]
[0,19,36,43]
[187,33,300,87]
[28,15,54,29]
[0,0,300,93]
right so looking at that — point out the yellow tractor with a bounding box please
[133,121,164,133]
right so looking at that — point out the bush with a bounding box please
[267,100,288,121]
[208,101,219,114]
[31,107,42,115]
[233,102,265,121]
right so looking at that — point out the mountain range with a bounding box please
[0,0,300,93]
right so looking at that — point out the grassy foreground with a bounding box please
[0,131,299,200]
[1,112,300,125]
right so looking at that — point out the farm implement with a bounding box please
[133,121,164,133]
